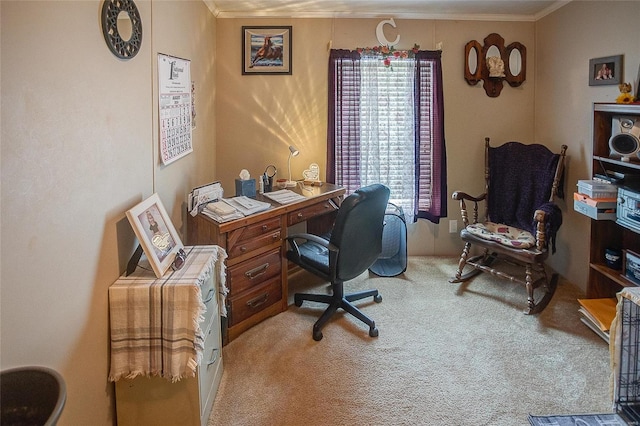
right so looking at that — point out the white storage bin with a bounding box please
[573,192,617,220]
[577,180,618,199]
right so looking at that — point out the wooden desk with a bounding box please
[187,183,345,344]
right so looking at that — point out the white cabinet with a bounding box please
[110,246,224,426]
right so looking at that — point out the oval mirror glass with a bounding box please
[486,45,500,59]
[468,46,478,75]
[509,49,522,76]
[117,11,133,42]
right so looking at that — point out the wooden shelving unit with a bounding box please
[586,103,640,299]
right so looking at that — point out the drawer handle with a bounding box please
[297,212,304,218]
[272,232,280,240]
[240,246,247,252]
[262,225,268,231]
[207,348,219,366]
[203,288,215,304]
[246,293,269,309]
[245,263,269,279]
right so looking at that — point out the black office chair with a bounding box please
[286,184,390,341]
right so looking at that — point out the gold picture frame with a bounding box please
[242,26,292,75]
[126,193,184,278]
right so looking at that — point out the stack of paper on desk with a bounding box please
[201,196,271,223]
[263,189,307,204]
[203,201,243,223]
[225,196,271,215]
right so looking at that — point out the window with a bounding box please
[327,49,447,223]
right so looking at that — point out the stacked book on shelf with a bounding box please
[577,297,617,343]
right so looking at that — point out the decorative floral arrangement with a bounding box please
[356,44,420,67]
[616,82,636,104]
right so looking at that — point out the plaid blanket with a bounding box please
[108,245,227,382]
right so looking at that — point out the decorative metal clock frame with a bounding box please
[101,0,142,59]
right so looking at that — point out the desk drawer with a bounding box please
[199,315,222,417]
[226,219,281,259]
[227,276,281,326]
[227,249,281,296]
[200,273,218,330]
[288,200,337,226]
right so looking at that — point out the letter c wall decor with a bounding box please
[376,19,400,47]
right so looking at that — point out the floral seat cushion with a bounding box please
[465,221,535,249]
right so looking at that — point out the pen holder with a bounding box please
[262,174,273,193]
[235,178,256,198]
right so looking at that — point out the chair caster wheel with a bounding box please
[313,330,323,341]
[369,327,379,338]
[374,294,382,303]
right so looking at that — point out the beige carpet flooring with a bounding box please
[208,256,613,426]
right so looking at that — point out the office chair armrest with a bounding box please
[285,233,338,258]
[451,191,487,227]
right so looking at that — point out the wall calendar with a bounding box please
[158,53,192,165]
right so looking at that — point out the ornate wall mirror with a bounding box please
[505,42,526,86]
[464,33,526,97]
[101,0,142,59]
[464,40,482,84]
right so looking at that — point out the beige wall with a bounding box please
[1,1,639,424]
[1,1,216,424]
[535,1,640,290]
[216,18,536,256]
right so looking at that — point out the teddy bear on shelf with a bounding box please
[616,82,636,104]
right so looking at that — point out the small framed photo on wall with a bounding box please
[126,193,184,278]
[589,55,623,86]
[242,26,292,75]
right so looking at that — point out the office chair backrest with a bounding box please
[329,184,390,282]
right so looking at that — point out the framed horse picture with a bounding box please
[242,26,292,75]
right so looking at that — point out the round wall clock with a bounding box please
[101,0,142,59]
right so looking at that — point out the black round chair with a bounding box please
[1,366,66,426]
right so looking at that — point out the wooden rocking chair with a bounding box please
[449,137,567,314]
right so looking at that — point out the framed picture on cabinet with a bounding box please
[589,55,622,86]
[126,193,184,278]
[623,249,640,285]
[242,26,292,75]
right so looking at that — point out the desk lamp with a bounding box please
[286,145,299,187]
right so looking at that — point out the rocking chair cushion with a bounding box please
[465,221,536,249]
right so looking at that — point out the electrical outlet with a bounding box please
[449,220,458,233]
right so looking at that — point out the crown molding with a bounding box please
[203,0,219,17]
[204,0,571,22]
[534,0,572,20]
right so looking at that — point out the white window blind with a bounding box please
[360,58,416,221]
